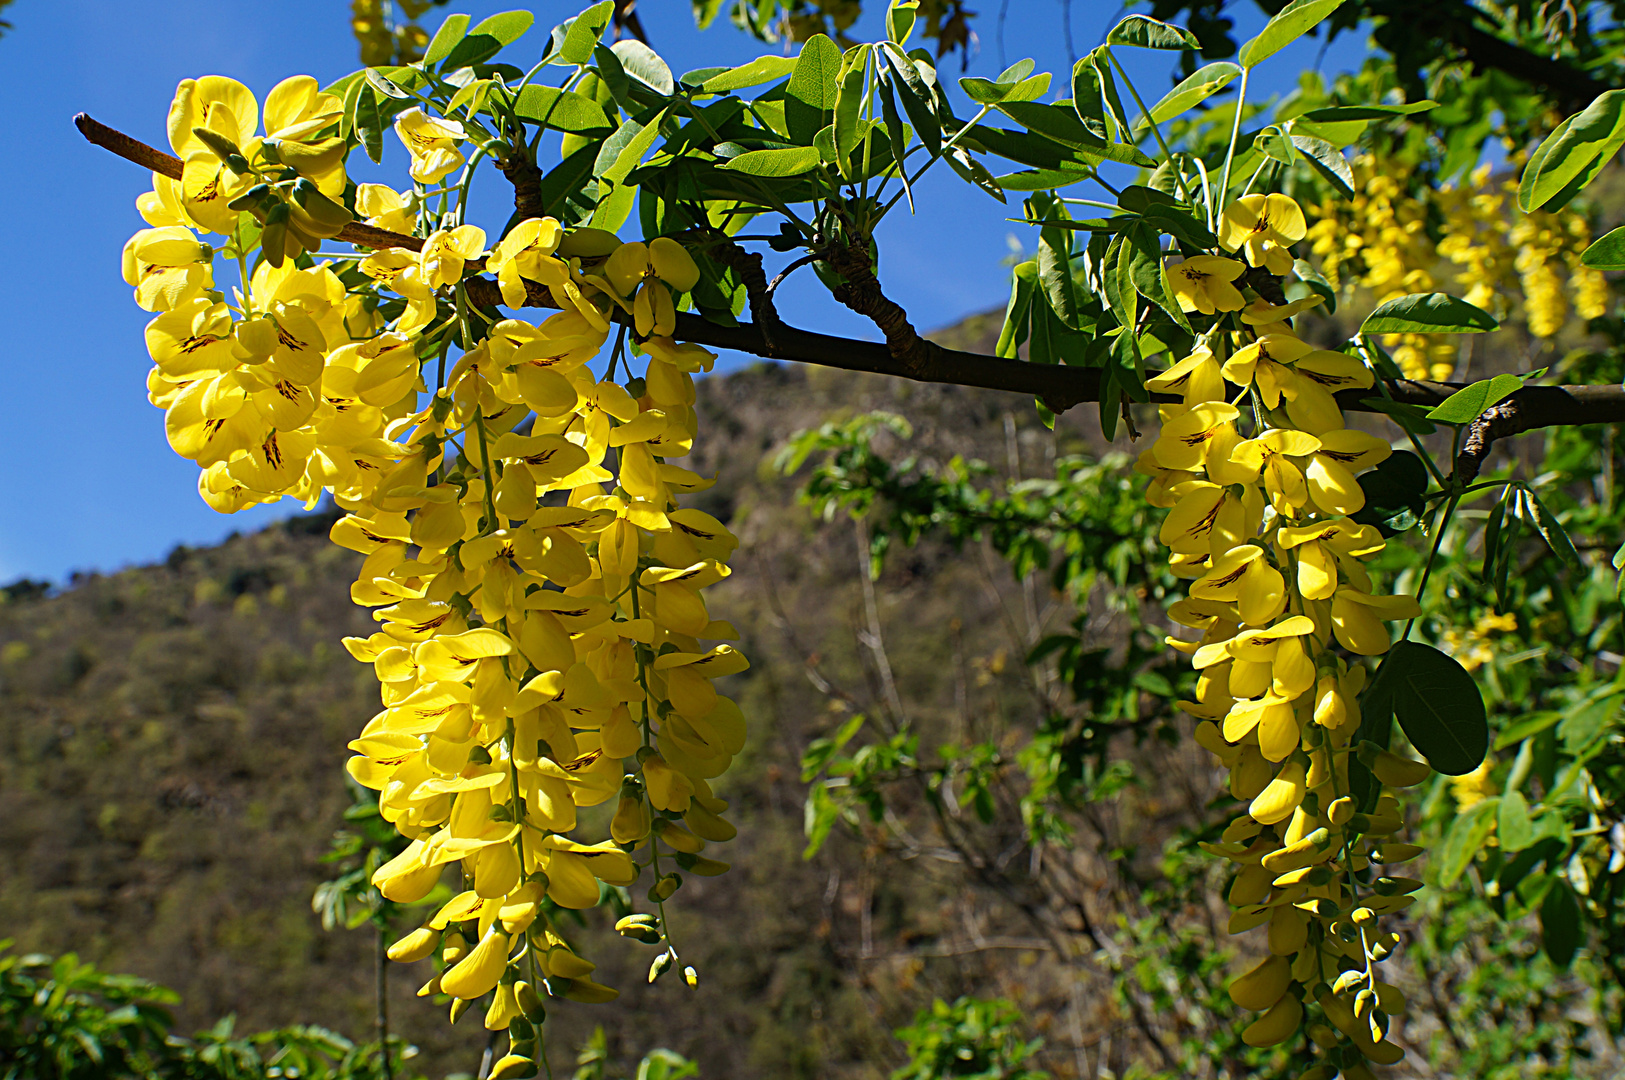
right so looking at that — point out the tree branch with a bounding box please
[79,112,1625,433]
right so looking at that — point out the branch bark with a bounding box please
[79,112,1625,433]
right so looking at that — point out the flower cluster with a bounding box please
[1149,195,1435,1074]
[1307,158,1606,380]
[124,75,744,1076]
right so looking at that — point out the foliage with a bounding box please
[890,997,1047,1080]
[0,942,416,1080]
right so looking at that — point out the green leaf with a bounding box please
[996,260,1037,359]
[355,83,385,164]
[876,69,913,203]
[1493,709,1561,750]
[612,39,674,96]
[1299,101,1436,122]
[556,2,615,65]
[993,102,1157,166]
[701,55,798,93]
[1358,398,1437,436]
[943,146,1005,202]
[591,107,667,231]
[512,86,614,133]
[787,33,842,143]
[1581,224,1625,269]
[1071,57,1109,139]
[1520,89,1625,212]
[443,12,533,69]
[1037,207,1082,329]
[1386,640,1489,776]
[882,44,940,156]
[1288,258,1336,314]
[833,46,869,177]
[1253,125,1297,165]
[1145,61,1240,126]
[1361,292,1498,334]
[1106,14,1199,50]
[424,13,471,66]
[887,0,918,45]
[1089,48,1133,144]
[1126,222,1190,332]
[1437,798,1497,886]
[1238,0,1346,68]
[1141,204,1218,249]
[1522,489,1582,570]
[960,76,1010,104]
[1498,790,1535,853]
[470,10,533,46]
[994,167,1095,191]
[1540,882,1582,968]
[718,145,822,177]
[1292,133,1353,195]
[1426,373,1529,423]
[363,68,410,100]
[1482,483,1510,585]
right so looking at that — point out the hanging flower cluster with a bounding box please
[1146,194,1436,1075]
[124,74,745,1078]
[1306,157,1607,380]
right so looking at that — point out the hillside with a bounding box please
[0,341,1133,1079]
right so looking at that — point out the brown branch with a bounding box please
[1451,383,1625,483]
[493,152,546,223]
[77,112,429,255]
[78,111,1625,431]
[703,235,782,352]
[824,241,940,379]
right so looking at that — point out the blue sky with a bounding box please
[0,0,1368,584]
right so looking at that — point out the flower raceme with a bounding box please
[1150,194,1432,1071]
[122,73,747,1062]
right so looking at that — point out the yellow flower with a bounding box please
[601,239,702,336]
[167,76,258,160]
[356,184,418,234]
[419,225,487,290]
[1153,401,1240,472]
[1220,194,1306,274]
[1147,345,1226,406]
[1167,255,1246,314]
[1329,589,1420,655]
[1278,518,1385,600]
[487,217,570,307]
[394,107,466,183]
[1191,545,1286,627]
[1450,759,1496,811]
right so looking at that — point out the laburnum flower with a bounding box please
[1191,544,1286,627]
[1277,518,1385,600]
[1147,344,1226,409]
[1168,255,1247,315]
[1330,588,1421,654]
[167,76,258,161]
[356,184,417,234]
[1228,428,1322,515]
[486,217,569,307]
[1305,430,1391,516]
[122,226,214,312]
[420,225,486,290]
[395,107,465,183]
[1159,481,1260,556]
[1220,194,1307,275]
[1223,333,1314,408]
[1239,295,1324,335]
[1153,401,1240,471]
[601,238,701,336]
